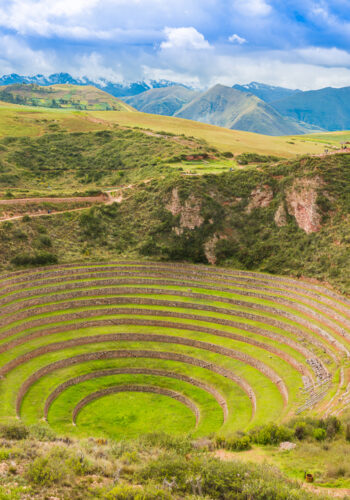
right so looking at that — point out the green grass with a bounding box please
[47,373,221,438]
[74,392,195,439]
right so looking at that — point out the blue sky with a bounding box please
[0,0,350,89]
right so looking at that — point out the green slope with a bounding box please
[124,85,199,115]
[0,83,133,112]
[272,86,350,131]
[174,84,311,136]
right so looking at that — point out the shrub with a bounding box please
[139,433,192,454]
[11,251,58,267]
[26,456,66,485]
[346,424,350,442]
[313,428,327,441]
[0,423,29,440]
[36,235,52,248]
[216,434,251,451]
[249,424,294,445]
[104,483,171,499]
[29,423,56,442]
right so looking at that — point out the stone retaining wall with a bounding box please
[71,384,200,426]
[2,267,348,326]
[0,292,336,362]
[0,260,350,306]
[0,286,344,356]
[16,350,256,417]
[0,310,315,380]
[0,332,288,404]
[44,368,228,421]
[1,260,349,308]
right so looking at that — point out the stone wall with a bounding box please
[72,384,200,426]
[16,350,256,417]
[43,367,228,422]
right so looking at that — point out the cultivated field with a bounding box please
[0,261,349,440]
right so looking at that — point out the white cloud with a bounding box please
[72,52,124,83]
[161,27,211,50]
[296,46,350,67]
[0,35,54,75]
[0,0,101,37]
[232,0,271,17]
[228,34,246,44]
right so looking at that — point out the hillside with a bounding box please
[272,86,350,131]
[174,84,310,135]
[0,100,337,157]
[124,85,199,115]
[233,82,301,103]
[0,83,133,111]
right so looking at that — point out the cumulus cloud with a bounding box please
[0,0,350,90]
[228,34,247,44]
[0,0,101,37]
[232,0,272,17]
[160,27,211,50]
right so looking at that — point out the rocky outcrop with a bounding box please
[286,178,322,234]
[166,188,203,234]
[246,185,274,214]
[204,234,227,265]
[274,203,287,227]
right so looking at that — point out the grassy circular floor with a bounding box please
[74,391,196,439]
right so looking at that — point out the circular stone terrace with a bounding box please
[0,261,349,439]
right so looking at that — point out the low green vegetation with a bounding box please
[0,420,340,499]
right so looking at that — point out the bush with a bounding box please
[29,423,56,442]
[313,428,327,441]
[104,483,171,499]
[0,423,29,440]
[36,235,52,248]
[346,423,350,442]
[139,433,192,454]
[249,424,294,445]
[11,251,58,267]
[26,456,66,485]
[216,434,251,451]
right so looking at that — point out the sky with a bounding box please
[0,0,350,89]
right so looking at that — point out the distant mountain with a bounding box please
[0,73,179,98]
[173,84,310,135]
[233,82,301,103]
[272,86,350,131]
[124,85,200,115]
[0,83,133,111]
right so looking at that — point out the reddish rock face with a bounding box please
[274,203,287,227]
[166,188,204,235]
[286,178,322,234]
[246,185,274,214]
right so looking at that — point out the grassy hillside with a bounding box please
[124,85,199,115]
[0,100,346,157]
[0,84,133,112]
[0,127,222,192]
[0,151,349,295]
[272,86,350,131]
[174,84,304,135]
[125,83,319,136]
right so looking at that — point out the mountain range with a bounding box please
[0,73,178,98]
[125,84,320,135]
[1,73,350,135]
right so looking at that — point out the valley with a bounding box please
[0,85,349,499]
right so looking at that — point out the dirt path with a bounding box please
[0,179,155,223]
[0,195,107,205]
[0,206,91,222]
